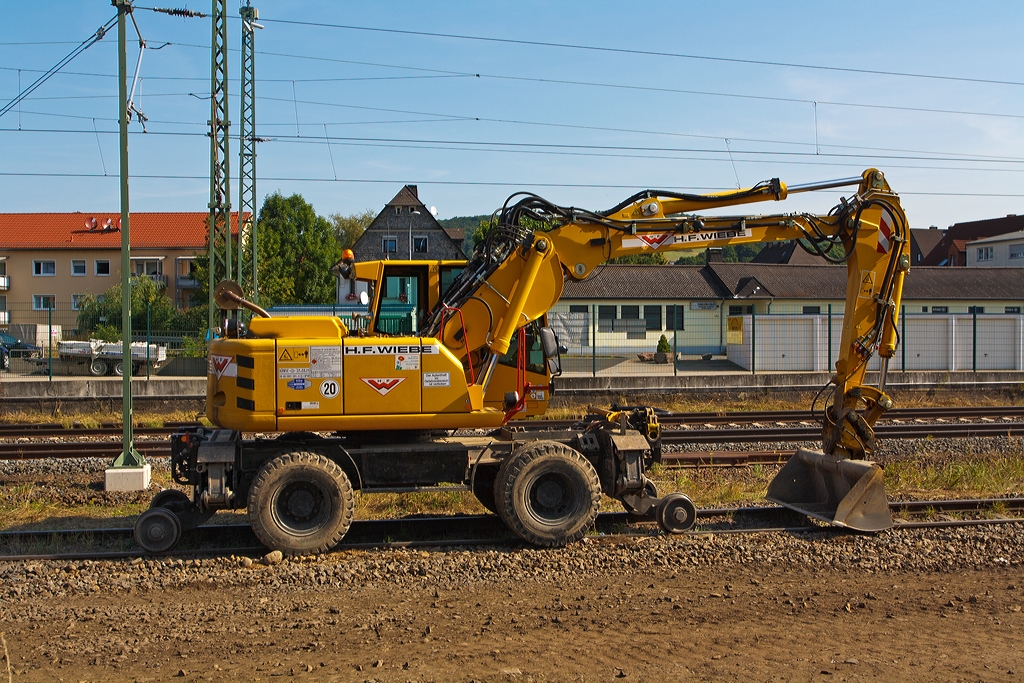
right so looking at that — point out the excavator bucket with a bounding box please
[766,449,892,532]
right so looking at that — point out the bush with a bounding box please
[657,334,672,354]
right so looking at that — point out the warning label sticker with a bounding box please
[278,367,311,380]
[859,271,875,299]
[301,401,320,410]
[395,354,420,371]
[278,347,310,363]
[423,372,450,388]
[310,346,342,378]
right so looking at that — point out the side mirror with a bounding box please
[539,326,562,377]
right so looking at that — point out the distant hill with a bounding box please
[437,215,490,232]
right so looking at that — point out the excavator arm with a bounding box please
[417,168,910,463]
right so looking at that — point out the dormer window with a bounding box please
[395,206,402,215]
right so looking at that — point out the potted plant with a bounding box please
[655,334,672,364]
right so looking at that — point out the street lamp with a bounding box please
[408,208,421,259]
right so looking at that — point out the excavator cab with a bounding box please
[345,258,552,416]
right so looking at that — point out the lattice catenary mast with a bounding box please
[207,0,231,332]
[238,3,260,303]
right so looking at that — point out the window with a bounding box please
[33,260,55,276]
[802,306,821,315]
[569,305,588,314]
[666,305,685,331]
[620,305,640,320]
[1005,306,1021,314]
[71,259,86,276]
[177,257,196,276]
[95,260,110,276]
[597,305,616,332]
[643,305,662,331]
[382,238,397,254]
[931,306,948,314]
[33,295,55,310]
[413,236,428,253]
[977,247,994,262]
[395,206,402,214]
[1010,244,1024,259]
[72,294,86,310]
[0,295,6,310]
[728,305,753,315]
[133,259,162,276]
[968,306,985,314]
[922,306,928,313]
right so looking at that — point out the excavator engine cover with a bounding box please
[766,449,892,532]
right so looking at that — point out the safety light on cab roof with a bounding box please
[342,249,355,264]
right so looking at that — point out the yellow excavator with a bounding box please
[137,168,909,555]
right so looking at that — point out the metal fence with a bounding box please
[3,301,1021,379]
[549,304,1024,376]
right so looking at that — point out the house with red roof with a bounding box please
[0,212,242,328]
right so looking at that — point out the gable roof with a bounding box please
[558,263,1024,302]
[751,241,836,265]
[385,185,421,207]
[970,229,1024,245]
[561,264,726,299]
[910,228,945,262]
[0,212,243,250]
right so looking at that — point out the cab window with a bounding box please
[497,320,546,375]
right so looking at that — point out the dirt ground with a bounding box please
[3,558,1022,682]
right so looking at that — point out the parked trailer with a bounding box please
[55,340,167,376]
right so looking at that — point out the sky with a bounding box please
[1,1,1022,230]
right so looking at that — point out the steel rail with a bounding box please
[1,406,1022,439]
[1,498,1020,562]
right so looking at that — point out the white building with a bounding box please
[966,230,1024,267]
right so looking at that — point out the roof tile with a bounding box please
[0,212,244,250]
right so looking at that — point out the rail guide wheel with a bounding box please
[656,493,697,534]
[134,507,182,553]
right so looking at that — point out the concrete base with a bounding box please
[105,464,152,492]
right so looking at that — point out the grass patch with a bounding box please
[884,452,1024,499]
[0,408,208,428]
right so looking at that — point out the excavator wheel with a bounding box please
[247,451,355,555]
[471,464,499,514]
[494,441,601,547]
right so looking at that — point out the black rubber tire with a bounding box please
[247,451,354,555]
[657,492,697,534]
[113,361,125,377]
[134,507,182,553]
[472,464,499,514]
[0,352,9,371]
[88,359,107,377]
[494,441,600,547]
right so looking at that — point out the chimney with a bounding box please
[705,247,724,263]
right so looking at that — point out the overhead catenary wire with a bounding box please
[253,17,1024,88]
[0,171,1021,197]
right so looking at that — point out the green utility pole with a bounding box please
[207,0,231,334]
[107,0,146,486]
[238,3,259,304]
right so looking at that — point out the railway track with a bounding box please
[2,413,1024,462]
[2,497,1021,562]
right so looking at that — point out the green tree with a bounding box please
[607,253,668,265]
[256,192,342,306]
[330,209,376,250]
[75,276,180,338]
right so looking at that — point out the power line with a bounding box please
[5,127,1024,171]
[0,16,117,120]
[255,17,1024,88]
[2,171,1022,197]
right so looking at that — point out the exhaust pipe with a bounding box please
[766,449,892,532]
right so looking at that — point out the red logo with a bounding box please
[638,233,673,249]
[209,355,234,379]
[361,377,406,396]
